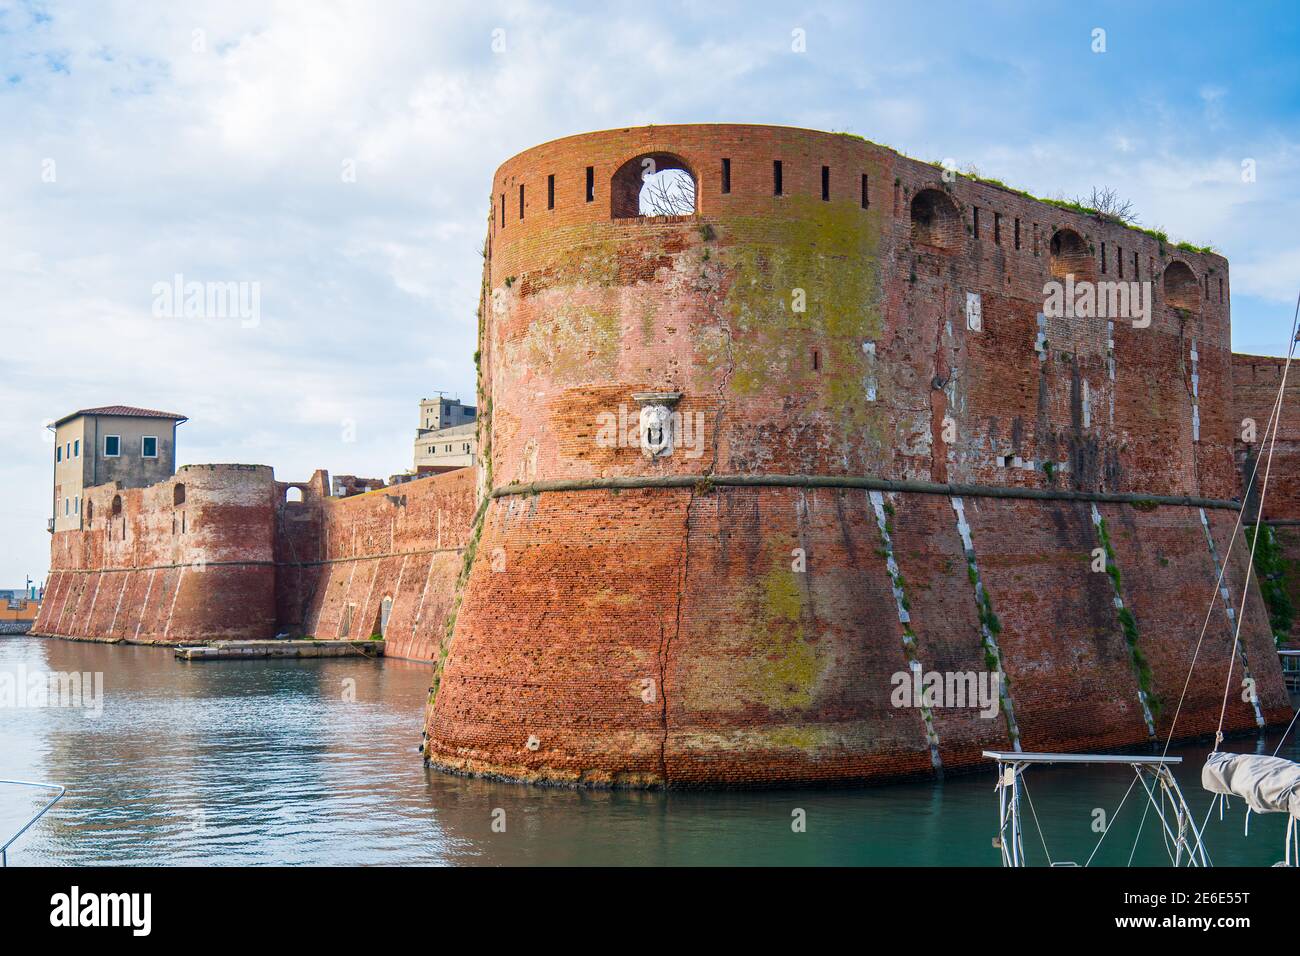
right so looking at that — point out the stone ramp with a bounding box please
[175,639,384,660]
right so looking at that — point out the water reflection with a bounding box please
[1,636,1295,866]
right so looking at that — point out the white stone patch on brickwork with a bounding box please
[1106,320,1116,426]
[1035,312,1048,362]
[870,490,940,769]
[163,565,186,641]
[1198,508,1264,726]
[950,496,1021,751]
[108,574,128,638]
[862,341,877,401]
[1090,504,1156,738]
[902,411,933,459]
[966,292,982,332]
[1190,339,1201,443]
[134,569,157,641]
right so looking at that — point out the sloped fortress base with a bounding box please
[425,487,1289,787]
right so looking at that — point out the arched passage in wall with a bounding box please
[910,188,962,250]
[285,486,304,504]
[1163,260,1200,312]
[111,495,122,517]
[173,484,185,506]
[1049,227,1095,281]
[611,153,696,218]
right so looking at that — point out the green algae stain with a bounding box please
[765,725,828,750]
[681,562,828,723]
[742,567,822,711]
[703,197,888,437]
[506,300,621,385]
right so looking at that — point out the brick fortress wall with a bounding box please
[33,465,478,660]
[1234,353,1300,644]
[32,464,277,642]
[277,468,477,661]
[423,123,1292,787]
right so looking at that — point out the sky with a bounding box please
[2,0,1299,585]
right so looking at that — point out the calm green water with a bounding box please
[1,635,1296,866]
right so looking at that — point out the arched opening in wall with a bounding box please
[85,500,93,523]
[111,495,122,517]
[909,189,962,250]
[1049,228,1095,281]
[611,153,696,219]
[173,484,185,506]
[1163,260,1200,311]
[285,486,304,504]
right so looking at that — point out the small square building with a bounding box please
[49,405,188,532]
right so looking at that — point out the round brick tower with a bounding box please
[423,124,1290,787]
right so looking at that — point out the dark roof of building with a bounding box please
[53,406,189,427]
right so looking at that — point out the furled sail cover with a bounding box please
[1202,752,1300,818]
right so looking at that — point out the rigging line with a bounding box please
[1163,291,1298,755]
[1270,704,1300,758]
[1020,774,1053,866]
[1197,789,1219,846]
[1127,789,1154,867]
[1214,300,1299,747]
[1085,768,1141,867]
[1158,380,1283,757]
[1134,770,1187,865]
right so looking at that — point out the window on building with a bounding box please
[104,435,120,457]
[74,497,79,514]
[74,439,80,458]
[142,436,158,458]
[56,446,62,463]
[64,498,70,515]
[65,441,71,459]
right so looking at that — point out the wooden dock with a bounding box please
[175,639,384,660]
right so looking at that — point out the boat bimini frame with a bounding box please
[984,752,1210,867]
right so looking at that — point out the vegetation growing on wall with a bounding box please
[1247,524,1297,646]
[1095,513,1160,721]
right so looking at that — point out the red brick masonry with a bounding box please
[33,467,476,663]
[423,123,1292,787]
